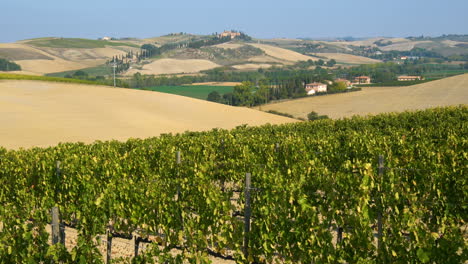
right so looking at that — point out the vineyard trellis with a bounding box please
[0,106,466,263]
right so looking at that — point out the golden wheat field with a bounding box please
[125,58,220,75]
[0,43,135,74]
[0,80,296,149]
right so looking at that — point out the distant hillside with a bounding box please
[263,35,468,61]
[25,37,139,48]
[0,39,139,75]
[2,34,466,77]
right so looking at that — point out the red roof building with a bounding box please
[354,76,371,84]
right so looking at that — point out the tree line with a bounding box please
[0,58,21,71]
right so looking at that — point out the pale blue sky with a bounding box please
[1,0,467,42]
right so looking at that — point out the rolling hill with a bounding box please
[126,58,220,75]
[0,38,139,75]
[0,80,296,149]
[1,34,467,77]
[260,74,468,119]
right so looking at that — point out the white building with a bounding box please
[305,82,327,95]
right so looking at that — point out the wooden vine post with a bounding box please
[337,227,343,245]
[51,207,65,246]
[134,236,140,257]
[106,229,112,263]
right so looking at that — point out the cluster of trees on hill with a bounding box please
[335,60,467,83]
[369,47,444,61]
[374,39,393,47]
[128,66,333,89]
[138,32,252,60]
[64,70,105,81]
[0,58,21,71]
[62,70,129,87]
[207,81,280,106]
[294,59,336,68]
[408,34,468,42]
[140,44,161,57]
[106,45,163,75]
[107,56,130,74]
[206,76,358,107]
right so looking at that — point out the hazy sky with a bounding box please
[2,0,467,42]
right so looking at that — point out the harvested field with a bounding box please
[316,53,381,64]
[379,41,432,51]
[0,47,53,60]
[248,55,287,64]
[248,43,317,62]
[126,58,220,75]
[260,74,468,119]
[213,43,245,49]
[0,42,136,74]
[0,80,296,149]
[38,46,134,61]
[14,59,96,75]
[232,63,273,70]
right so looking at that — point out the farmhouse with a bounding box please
[354,76,371,84]
[100,36,111,41]
[219,31,241,39]
[400,56,420,60]
[334,78,352,87]
[305,82,327,95]
[398,75,424,81]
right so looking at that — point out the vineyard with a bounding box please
[0,106,467,263]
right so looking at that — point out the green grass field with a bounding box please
[423,69,468,79]
[357,79,436,87]
[46,65,113,77]
[147,85,234,100]
[26,38,139,49]
[0,73,110,86]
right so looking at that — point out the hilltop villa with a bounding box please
[354,76,371,84]
[398,75,424,81]
[219,31,241,39]
[305,82,327,95]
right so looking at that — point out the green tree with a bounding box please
[132,72,144,88]
[308,111,329,121]
[254,82,269,105]
[0,58,21,71]
[141,44,160,57]
[233,81,254,106]
[72,70,88,79]
[326,59,337,67]
[329,81,347,92]
[222,92,234,105]
[207,91,221,102]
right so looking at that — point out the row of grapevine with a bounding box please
[0,106,466,263]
